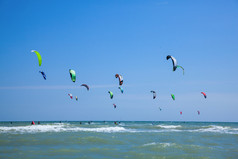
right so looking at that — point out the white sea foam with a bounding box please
[0,124,181,134]
[1,123,237,134]
[143,142,174,147]
[0,124,127,134]
[160,142,174,147]
[156,125,182,129]
[189,125,238,134]
[143,142,157,146]
[70,127,127,133]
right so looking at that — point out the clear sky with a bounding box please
[0,0,238,122]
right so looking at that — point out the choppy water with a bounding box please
[0,121,238,158]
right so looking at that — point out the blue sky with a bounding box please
[0,0,238,121]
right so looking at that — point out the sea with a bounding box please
[0,121,237,159]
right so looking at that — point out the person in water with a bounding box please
[38,121,40,124]
[31,121,35,125]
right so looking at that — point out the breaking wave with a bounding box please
[0,123,127,134]
[189,125,238,134]
[0,123,237,134]
[142,142,175,147]
[156,125,182,129]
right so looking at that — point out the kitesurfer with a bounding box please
[31,121,35,125]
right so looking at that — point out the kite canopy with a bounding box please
[115,74,123,85]
[69,69,76,82]
[39,71,46,80]
[81,84,89,91]
[171,94,175,100]
[75,96,78,101]
[150,91,156,99]
[68,93,73,99]
[180,111,182,115]
[108,91,113,99]
[197,110,200,115]
[201,92,207,98]
[118,87,123,93]
[166,55,177,71]
[31,50,42,66]
[113,103,116,108]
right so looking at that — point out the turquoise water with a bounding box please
[0,121,238,158]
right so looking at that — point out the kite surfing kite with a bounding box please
[167,55,184,75]
[201,92,207,98]
[197,110,200,115]
[118,87,123,93]
[171,94,175,100]
[31,50,42,66]
[81,84,89,91]
[69,69,76,82]
[68,94,73,99]
[108,91,113,99]
[39,71,46,80]
[180,111,182,115]
[166,55,177,71]
[115,74,123,85]
[150,91,156,99]
[113,103,116,109]
[159,107,162,111]
[75,96,78,101]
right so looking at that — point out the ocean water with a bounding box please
[0,121,238,159]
